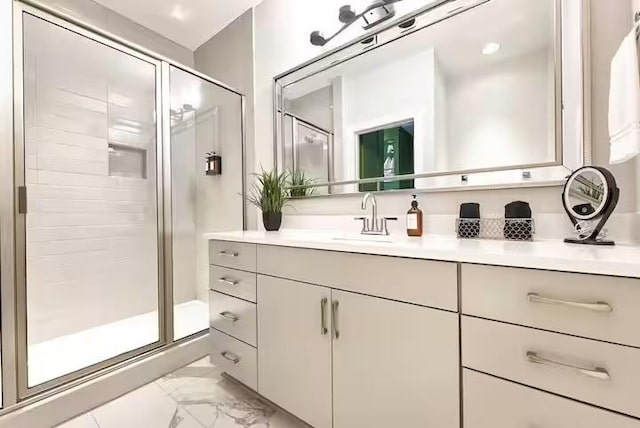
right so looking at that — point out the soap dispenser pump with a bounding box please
[407,195,423,237]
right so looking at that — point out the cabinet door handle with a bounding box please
[219,311,240,322]
[332,300,340,339]
[221,350,241,364]
[218,277,239,286]
[527,293,613,313]
[218,250,239,257]
[320,297,328,336]
[526,351,610,381]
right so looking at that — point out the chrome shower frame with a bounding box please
[0,0,248,411]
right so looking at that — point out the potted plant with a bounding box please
[247,168,289,231]
[288,169,316,198]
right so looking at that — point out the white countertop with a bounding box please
[204,230,640,278]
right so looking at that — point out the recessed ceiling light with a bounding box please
[170,4,188,22]
[482,42,501,55]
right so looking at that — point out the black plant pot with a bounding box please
[262,211,282,231]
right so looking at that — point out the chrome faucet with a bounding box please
[355,193,397,235]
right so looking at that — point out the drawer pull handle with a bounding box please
[221,351,241,364]
[526,351,610,381]
[219,311,240,322]
[219,251,239,257]
[320,297,328,336]
[218,277,239,286]
[527,293,613,313]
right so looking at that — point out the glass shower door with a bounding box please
[20,14,163,390]
[168,66,244,340]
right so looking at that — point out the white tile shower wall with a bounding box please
[37,0,194,66]
[252,0,639,242]
[24,41,159,344]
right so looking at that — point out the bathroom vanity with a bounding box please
[205,231,640,428]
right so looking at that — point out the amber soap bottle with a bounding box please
[406,195,423,237]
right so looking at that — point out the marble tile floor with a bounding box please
[56,357,308,428]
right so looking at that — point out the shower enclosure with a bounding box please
[0,1,245,408]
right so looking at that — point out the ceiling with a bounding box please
[93,0,263,50]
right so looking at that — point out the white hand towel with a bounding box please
[609,24,640,164]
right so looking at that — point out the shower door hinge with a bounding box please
[18,186,27,214]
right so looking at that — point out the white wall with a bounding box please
[252,0,638,232]
[434,55,448,172]
[634,0,640,229]
[195,9,256,229]
[445,49,553,171]
[40,0,194,65]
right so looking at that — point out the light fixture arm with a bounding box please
[310,0,405,46]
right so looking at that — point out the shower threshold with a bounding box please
[25,300,208,388]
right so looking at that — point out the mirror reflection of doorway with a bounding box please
[358,122,415,192]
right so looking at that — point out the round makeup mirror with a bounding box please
[562,166,619,245]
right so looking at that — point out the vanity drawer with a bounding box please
[464,369,640,428]
[209,265,257,303]
[462,316,640,418]
[257,245,457,311]
[209,291,257,346]
[209,240,256,272]
[210,329,257,390]
[461,264,640,347]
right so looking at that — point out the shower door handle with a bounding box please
[18,186,27,214]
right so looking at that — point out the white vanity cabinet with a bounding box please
[257,275,333,428]
[461,263,640,426]
[331,289,459,428]
[464,369,640,428]
[208,239,460,428]
[256,246,460,428]
[208,235,640,428]
[207,240,259,390]
[257,275,460,428]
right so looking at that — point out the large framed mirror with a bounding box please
[274,0,589,196]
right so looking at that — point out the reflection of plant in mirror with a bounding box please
[246,168,290,213]
[288,169,316,198]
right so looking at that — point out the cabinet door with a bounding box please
[332,290,460,428]
[257,275,332,428]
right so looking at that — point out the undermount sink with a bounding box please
[332,235,394,244]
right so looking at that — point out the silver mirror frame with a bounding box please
[273,0,591,196]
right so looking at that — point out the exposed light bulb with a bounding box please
[482,42,501,55]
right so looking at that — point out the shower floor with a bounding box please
[27,300,209,387]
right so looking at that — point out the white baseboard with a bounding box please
[0,333,210,428]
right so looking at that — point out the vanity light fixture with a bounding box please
[310,0,405,46]
[482,42,501,55]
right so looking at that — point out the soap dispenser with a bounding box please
[406,195,423,237]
